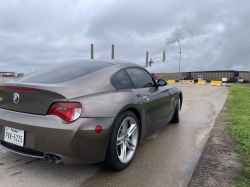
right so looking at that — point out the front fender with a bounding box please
[168,87,182,110]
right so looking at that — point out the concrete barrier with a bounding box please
[167,80,175,83]
[210,80,222,86]
[179,80,194,84]
[197,80,206,85]
[0,77,14,83]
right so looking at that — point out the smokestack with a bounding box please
[91,44,94,59]
[163,51,165,62]
[111,44,114,59]
[146,51,149,67]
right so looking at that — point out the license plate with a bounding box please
[4,127,25,146]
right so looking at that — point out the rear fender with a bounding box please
[69,91,144,144]
[69,91,140,118]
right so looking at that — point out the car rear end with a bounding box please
[0,60,119,164]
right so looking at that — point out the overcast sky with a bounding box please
[0,0,250,73]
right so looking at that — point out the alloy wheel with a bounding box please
[116,117,138,163]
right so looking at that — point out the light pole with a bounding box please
[178,40,181,82]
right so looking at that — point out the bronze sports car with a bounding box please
[0,59,182,170]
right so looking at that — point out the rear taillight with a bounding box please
[48,102,82,122]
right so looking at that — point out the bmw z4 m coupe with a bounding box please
[0,59,182,170]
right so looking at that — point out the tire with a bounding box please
[171,98,180,123]
[103,110,139,171]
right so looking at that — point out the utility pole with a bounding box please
[146,51,149,67]
[91,44,94,59]
[111,44,114,59]
[163,50,165,62]
[178,40,181,82]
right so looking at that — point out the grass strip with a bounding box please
[223,84,250,186]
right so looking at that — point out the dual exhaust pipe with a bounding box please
[44,154,62,164]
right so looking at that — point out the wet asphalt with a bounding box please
[0,84,228,187]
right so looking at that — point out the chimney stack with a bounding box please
[146,51,149,67]
[163,50,165,62]
[111,44,114,59]
[91,44,94,59]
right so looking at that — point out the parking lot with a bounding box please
[0,84,228,187]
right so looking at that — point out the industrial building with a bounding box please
[0,70,15,77]
[153,70,250,83]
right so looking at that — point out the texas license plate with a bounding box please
[4,127,25,146]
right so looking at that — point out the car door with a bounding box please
[125,68,173,126]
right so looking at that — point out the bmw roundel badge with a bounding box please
[13,93,20,104]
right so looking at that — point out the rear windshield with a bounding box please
[16,60,112,84]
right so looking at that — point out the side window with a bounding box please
[111,70,134,90]
[125,68,156,88]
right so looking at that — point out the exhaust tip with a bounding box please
[44,154,52,163]
[51,155,62,164]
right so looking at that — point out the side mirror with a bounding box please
[157,79,167,86]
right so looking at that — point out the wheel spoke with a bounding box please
[120,143,127,161]
[117,135,123,142]
[122,120,128,134]
[117,140,123,146]
[127,138,135,148]
[127,124,137,137]
[125,141,135,151]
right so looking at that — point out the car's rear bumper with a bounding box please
[0,108,116,164]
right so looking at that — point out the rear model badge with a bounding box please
[0,97,2,101]
[13,93,20,104]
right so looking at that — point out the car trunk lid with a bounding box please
[0,84,67,115]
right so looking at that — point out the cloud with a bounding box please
[0,0,250,73]
[165,26,208,45]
